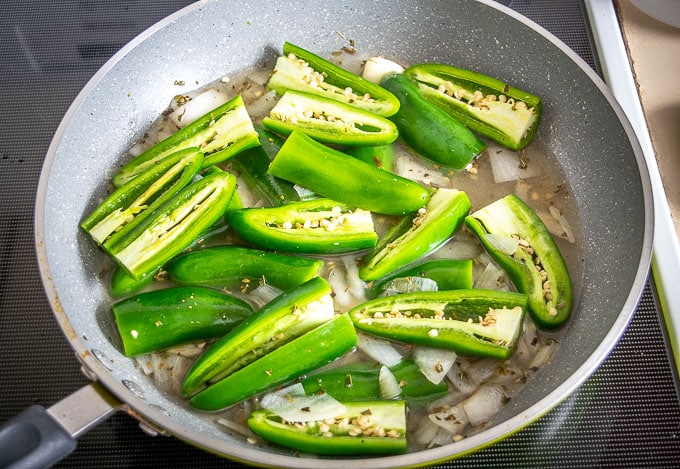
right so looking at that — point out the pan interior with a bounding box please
[36,0,651,466]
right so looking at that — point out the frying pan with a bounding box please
[2,0,652,467]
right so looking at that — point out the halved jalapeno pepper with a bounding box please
[267,42,400,117]
[380,73,486,170]
[465,194,572,329]
[165,245,323,291]
[105,171,237,279]
[349,289,528,360]
[189,313,357,411]
[263,91,398,146]
[113,95,259,187]
[112,286,253,357]
[268,130,430,216]
[227,198,377,254]
[182,277,335,397]
[404,64,542,150]
[360,188,471,281]
[248,399,407,456]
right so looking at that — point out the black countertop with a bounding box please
[1,1,679,467]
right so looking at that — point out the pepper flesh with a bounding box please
[112,286,253,356]
[247,399,407,456]
[360,188,471,281]
[262,90,399,146]
[104,171,237,279]
[112,94,259,187]
[81,148,203,245]
[267,42,400,117]
[349,289,528,359]
[227,198,378,254]
[268,130,430,216]
[165,245,323,291]
[380,73,486,170]
[404,63,542,150]
[189,313,357,411]
[465,194,572,329]
[182,277,335,397]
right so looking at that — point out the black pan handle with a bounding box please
[0,382,122,468]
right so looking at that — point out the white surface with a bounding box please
[585,0,680,373]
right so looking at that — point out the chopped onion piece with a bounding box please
[260,383,347,423]
[394,154,452,188]
[413,346,457,385]
[379,366,402,399]
[429,239,481,260]
[362,56,405,83]
[380,276,438,297]
[169,88,230,127]
[482,233,520,256]
[249,282,283,308]
[342,255,367,303]
[245,89,278,121]
[474,260,507,291]
[446,362,477,394]
[461,384,506,427]
[326,262,355,310]
[529,338,559,370]
[429,403,469,435]
[460,357,501,386]
[548,204,576,243]
[356,333,403,367]
[488,144,538,183]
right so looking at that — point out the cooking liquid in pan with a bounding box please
[110,53,583,452]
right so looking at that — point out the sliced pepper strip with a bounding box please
[465,194,572,329]
[380,73,486,170]
[182,277,335,397]
[262,90,398,146]
[165,245,323,291]
[81,147,203,245]
[349,289,528,360]
[227,198,377,254]
[112,286,253,357]
[268,130,430,216]
[113,95,259,187]
[189,313,357,411]
[360,188,471,281]
[267,42,400,117]
[405,63,542,150]
[104,171,236,279]
[248,400,407,456]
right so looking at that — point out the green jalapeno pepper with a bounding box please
[262,91,399,146]
[380,73,486,170]
[267,42,400,117]
[404,64,542,150]
[248,399,407,456]
[360,188,471,281]
[349,289,528,360]
[189,313,357,411]
[465,194,572,329]
[108,266,157,298]
[347,144,394,172]
[111,286,254,357]
[81,148,203,245]
[228,126,300,206]
[165,245,323,291]
[104,171,237,279]
[366,258,474,298]
[113,95,259,187]
[182,277,335,397]
[301,358,448,402]
[268,130,430,215]
[227,198,377,254]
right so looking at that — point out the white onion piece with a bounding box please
[165,342,206,358]
[482,233,519,256]
[413,346,457,385]
[461,384,506,427]
[548,204,576,244]
[474,261,507,291]
[461,357,501,386]
[356,333,402,367]
[429,403,469,435]
[394,154,452,188]
[379,366,402,399]
[248,282,283,308]
[169,88,230,127]
[326,263,355,310]
[529,338,559,370]
[342,255,367,303]
[429,239,482,260]
[362,56,404,83]
[261,383,347,423]
[245,89,278,122]
[446,362,478,394]
[488,144,538,183]
[380,277,438,297]
[413,418,442,446]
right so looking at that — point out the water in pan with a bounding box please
[98,47,582,454]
